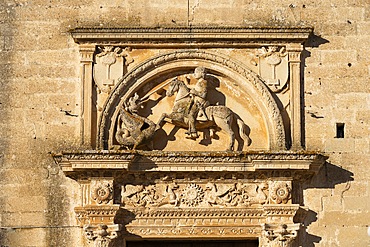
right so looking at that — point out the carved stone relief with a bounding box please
[93,46,133,112]
[74,27,310,150]
[121,181,270,208]
[85,224,121,247]
[120,181,275,208]
[54,151,326,245]
[62,27,315,246]
[91,181,113,205]
[259,224,299,247]
[251,46,289,93]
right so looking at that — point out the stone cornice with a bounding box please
[53,151,327,177]
[70,26,313,47]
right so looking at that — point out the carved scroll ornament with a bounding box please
[121,181,291,208]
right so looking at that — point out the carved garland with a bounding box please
[98,50,286,150]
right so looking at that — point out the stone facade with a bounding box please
[0,1,369,247]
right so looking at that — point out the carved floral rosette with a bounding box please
[91,182,113,204]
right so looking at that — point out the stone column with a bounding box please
[78,44,96,148]
[287,44,303,150]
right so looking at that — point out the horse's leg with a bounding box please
[213,114,235,151]
[210,128,219,139]
[157,113,168,126]
[236,117,251,147]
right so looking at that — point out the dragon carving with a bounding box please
[115,93,157,150]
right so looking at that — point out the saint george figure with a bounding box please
[186,67,210,139]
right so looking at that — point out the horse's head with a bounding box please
[166,78,182,97]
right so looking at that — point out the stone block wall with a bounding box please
[0,0,369,246]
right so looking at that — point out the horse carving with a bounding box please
[157,78,252,151]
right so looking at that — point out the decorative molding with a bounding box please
[124,226,261,238]
[51,150,321,242]
[53,151,327,177]
[120,206,301,239]
[70,27,312,47]
[75,205,120,226]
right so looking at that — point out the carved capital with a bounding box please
[259,223,299,247]
[84,224,121,247]
[75,205,120,226]
[79,44,96,63]
[287,52,301,63]
[285,44,303,63]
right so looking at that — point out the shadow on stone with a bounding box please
[305,33,330,48]
[297,162,353,246]
[305,161,354,189]
[114,208,140,245]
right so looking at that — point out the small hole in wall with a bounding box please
[336,123,345,138]
[348,63,352,67]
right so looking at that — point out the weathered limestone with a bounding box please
[54,151,326,246]
[0,1,369,247]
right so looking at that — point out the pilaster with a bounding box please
[79,44,96,148]
[287,43,304,150]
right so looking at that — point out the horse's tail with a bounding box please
[236,116,252,146]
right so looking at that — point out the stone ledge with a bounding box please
[70,26,313,47]
[53,150,327,179]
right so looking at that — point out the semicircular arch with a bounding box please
[98,50,286,150]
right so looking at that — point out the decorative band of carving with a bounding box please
[126,207,265,218]
[98,50,286,150]
[124,225,262,238]
[75,205,120,226]
[263,205,301,216]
